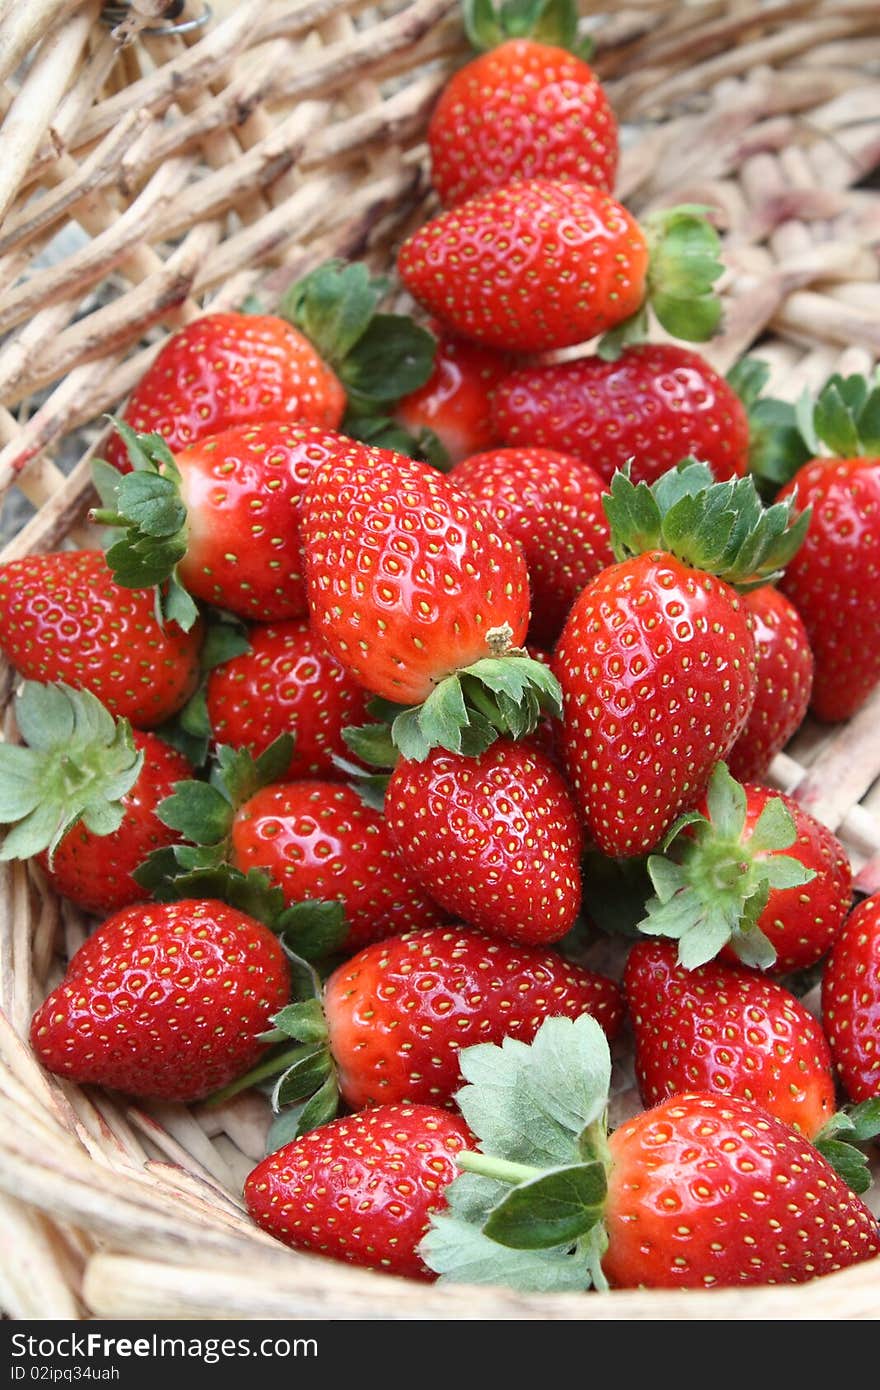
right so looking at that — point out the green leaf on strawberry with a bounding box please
[463,0,592,58]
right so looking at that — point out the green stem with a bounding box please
[206,1043,305,1107]
[456,1153,542,1186]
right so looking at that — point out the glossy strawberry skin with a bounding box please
[104,314,345,473]
[301,450,530,705]
[36,732,192,915]
[245,1103,471,1280]
[727,586,814,783]
[779,456,880,722]
[0,551,202,728]
[397,179,648,353]
[553,552,756,857]
[30,899,290,1101]
[822,894,880,1101]
[491,345,750,486]
[323,926,624,1110]
[394,332,515,465]
[428,40,618,208]
[385,741,581,946]
[206,618,370,781]
[715,785,851,974]
[229,782,445,951]
[451,446,613,646]
[624,940,836,1138]
[604,1093,880,1289]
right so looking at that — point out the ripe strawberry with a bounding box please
[385,740,581,947]
[205,618,370,781]
[822,894,880,1101]
[30,898,290,1100]
[429,38,617,208]
[94,423,396,630]
[553,463,808,857]
[0,550,202,728]
[450,446,613,645]
[779,452,880,720]
[301,447,560,760]
[490,344,750,486]
[229,782,446,950]
[397,181,722,353]
[102,265,436,473]
[425,1016,880,1292]
[245,1104,472,1279]
[726,585,814,782]
[638,763,851,972]
[394,331,515,465]
[0,680,191,915]
[624,939,835,1137]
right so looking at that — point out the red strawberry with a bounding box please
[394,331,515,465]
[103,313,345,473]
[385,740,581,946]
[245,1104,472,1279]
[638,763,852,973]
[398,181,722,353]
[0,550,202,728]
[205,618,371,781]
[491,344,750,486]
[450,446,613,645]
[301,446,559,760]
[779,455,880,722]
[94,423,396,629]
[602,1093,880,1288]
[30,898,290,1100]
[822,893,880,1101]
[624,939,835,1137]
[426,1016,880,1292]
[229,782,445,951]
[428,39,617,208]
[726,585,814,782]
[553,464,808,857]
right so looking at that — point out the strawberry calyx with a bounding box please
[637,762,815,970]
[598,205,723,359]
[421,1014,612,1290]
[604,459,810,590]
[794,369,880,460]
[279,260,437,420]
[726,357,811,500]
[813,1100,880,1195]
[0,682,143,866]
[462,0,593,58]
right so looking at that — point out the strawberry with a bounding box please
[726,585,814,782]
[553,463,808,857]
[0,680,194,914]
[624,939,835,1137]
[428,31,617,208]
[102,264,435,473]
[424,1015,880,1292]
[775,376,880,721]
[385,740,581,946]
[92,422,394,630]
[822,893,880,1101]
[300,446,561,761]
[245,1104,472,1280]
[30,898,290,1101]
[220,926,623,1131]
[450,446,613,645]
[638,763,851,972]
[397,181,722,354]
[0,550,202,728]
[490,344,750,486]
[229,782,446,950]
[393,331,515,465]
[205,618,371,781]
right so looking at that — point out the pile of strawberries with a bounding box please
[2,0,880,1298]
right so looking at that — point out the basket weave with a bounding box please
[1,0,879,1321]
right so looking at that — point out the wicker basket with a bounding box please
[1,0,879,1321]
